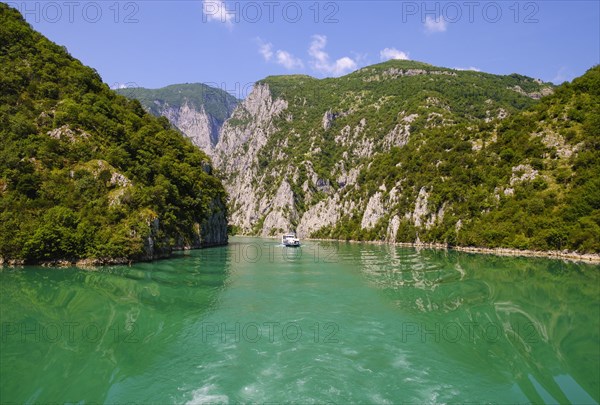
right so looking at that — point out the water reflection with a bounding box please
[2,240,598,404]
[358,245,600,404]
[0,246,231,404]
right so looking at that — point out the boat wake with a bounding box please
[186,384,229,405]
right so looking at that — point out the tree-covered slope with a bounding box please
[0,4,228,264]
[250,61,553,179]
[215,59,599,253]
[325,66,600,252]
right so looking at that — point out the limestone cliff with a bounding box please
[160,101,222,153]
[117,83,238,153]
[214,83,291,235]
[207,61,600,254]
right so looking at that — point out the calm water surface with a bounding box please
[1,237,599,404]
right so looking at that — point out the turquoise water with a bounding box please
[1,237,598,404]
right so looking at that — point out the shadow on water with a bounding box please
[356,244,600,404]
[0,245,232,404]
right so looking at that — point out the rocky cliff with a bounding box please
[214,83,291,235]
[198,194,229,247]
[159,101,223,153]
[117,83,238,154]
[212,61,599,253]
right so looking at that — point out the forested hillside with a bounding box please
[214,60,599,253]
[321,66,600,252]
[0,4,228,264]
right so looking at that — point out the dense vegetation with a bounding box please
[314,66,600,252]
[0,4,227,263]
[253,61,551,181]
[222,59,599,253]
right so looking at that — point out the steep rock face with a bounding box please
[116,83,238,155]
[260,180,298,237]
[213,62,553,239]
[361,192,386,230]
[215,83,288,162]
[212,60,599,253]
[386,215,401,243]
[296,194,346,238]
[214,83,290,234]
[132,194,227,262]
[160,102,222,153]
[199,197,229,247]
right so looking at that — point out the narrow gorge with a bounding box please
[120,62,599,255]
[206,62,598,254]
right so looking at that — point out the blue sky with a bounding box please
[6,0,599,97]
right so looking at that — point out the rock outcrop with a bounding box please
[199,197,229,247]
[116,83,238,154]
[160,102,223,153]
[213,83,289,233]
[120,61,596,254]
[209,61,565,245]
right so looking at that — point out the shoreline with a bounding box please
[2,238,599,267]
[302,237,600,264]
[231,234,600,264]
[0,241,229,269]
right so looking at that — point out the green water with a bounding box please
[1,237,599,404]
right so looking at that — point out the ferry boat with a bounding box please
[282,233,301,247]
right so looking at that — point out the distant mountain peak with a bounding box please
[117,83,239,154]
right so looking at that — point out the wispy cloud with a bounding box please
[380,48,410,61]
[258,35,359,75]
[110,82,136,90]
[203,0,234,27]
[454,66,481,72]
[308,35,357,76]
[276,50,304,69]
[424,15,447,33]
[257,38,303,70]
[258,40,273,62]
[552,66,571,84]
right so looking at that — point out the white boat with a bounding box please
[282,233,301,247]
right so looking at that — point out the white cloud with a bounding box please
[203,0,234,27]
[308,35,357,76]
[258,35,357,74]
[380,48,410,61]
[332,57,357,75]
[308,35,329,70]
[258,40,273,62]
[454,66,481,72]
[276,50,304,69]
[110,82,136,90]
[350,51,369,65]
[257,38,303,70]
[552,67,571,84]
[424,15,447,33]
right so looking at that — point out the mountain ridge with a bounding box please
[212,60,599,253]
[116,83,238,153]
